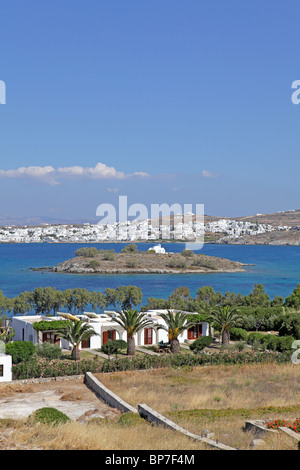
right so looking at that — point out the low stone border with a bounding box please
[84,371,137,414]
[279,426,300,441]
[0,374,85,386]
[244,420,278,437]
[138,403,237,451]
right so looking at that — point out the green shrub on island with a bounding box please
[74,247,98,258]
[191,258,217,270]
[88,259,101,270]
[5,340,36,364]
[181,249,194,257]
[121,244,138,253]
[167,259,186,269]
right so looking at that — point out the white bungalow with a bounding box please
[11,309,210,352]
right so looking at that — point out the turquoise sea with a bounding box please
[1,243,300,306]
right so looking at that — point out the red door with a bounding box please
[188,325,202,340]
[144,328,153,345]
[42,332,60,344]
[103,330,116,345]
[81,338,90,348]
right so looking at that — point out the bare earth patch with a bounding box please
[0,377,120,422]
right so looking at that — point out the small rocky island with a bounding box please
[42,244,247,274]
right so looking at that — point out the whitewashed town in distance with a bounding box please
[0,215,292,244]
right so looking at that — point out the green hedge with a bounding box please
[11,350,290,380]
[5,341,36,364]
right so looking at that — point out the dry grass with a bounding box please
[93,363,300,450]
[96,363,300,413]
[1,362,300,450]
[4,418,208,450]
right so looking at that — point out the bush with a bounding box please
[126,260,138,268]
[229,327,248,342]
[101,339,127,355]
[74,247,98,258]
[190,336,213,352]
[191,258,217,270]
[121,244,138,253]
[31,407,70,426]
[263,334,295,352]
[247,332,265,346]
[89,260,101,270]
[118,412,145,427]
[35,342,62,359]
[167,260,186,269]
[5,341,35,363]
[181,249,194,257]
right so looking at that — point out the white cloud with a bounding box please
[202,170,218,178]
[106,187,120,193]
[0,162,150,185]
[0,165,58,185]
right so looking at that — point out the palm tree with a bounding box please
[112,309,153,356]
[208,305,243,346]
[57,318,99,360]
[157,310,198,354]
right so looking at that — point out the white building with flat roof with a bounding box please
[11,309,210,351]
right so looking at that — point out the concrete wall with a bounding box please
[84,371,137,414]
[137,403,236,451]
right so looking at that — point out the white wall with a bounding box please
[0,354,12,382]
[12,316,39,344]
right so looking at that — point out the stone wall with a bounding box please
[138,403,236,451]
[84,371,137,414]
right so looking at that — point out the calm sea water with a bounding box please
[0,243,300,306]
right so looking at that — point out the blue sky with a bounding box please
[1,0,300,221]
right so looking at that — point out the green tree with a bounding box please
[72,288,91,314]
[56,318,99,360]
[89,291,106,313]
[111,309,152,356]
[208,305,243,345]
[121,244,138,253]
[13,291,33,315]
[157,310,198,354]
[285,284,300,309]
[242,284,270,307]
[196,286,223,308]
[105,286,142,311]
